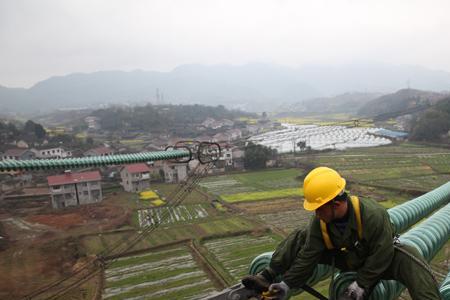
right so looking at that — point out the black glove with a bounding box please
[242,274,271,294]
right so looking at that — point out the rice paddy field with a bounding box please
[304,143,450,192]
[91,142,449,300]
[80,216,258,256]
[199,169,302,203]
[102,245,216,300]
[202,234,284,281]
[137,204,210,227]
[258,210,312,233]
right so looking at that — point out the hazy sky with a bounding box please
[1,0,450,88]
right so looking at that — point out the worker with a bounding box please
[242,167,441,300]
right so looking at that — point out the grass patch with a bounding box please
[232,169,301,189]
[197,216,256,235]
[199,169,302,195]
[152,183,209,204]
[221,188,302,203]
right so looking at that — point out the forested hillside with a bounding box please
[410,96,450,142]
[92,104,254,136]
[357,89,445,118]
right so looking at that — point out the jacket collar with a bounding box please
[329,196,359,241]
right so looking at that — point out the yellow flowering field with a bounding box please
[221,188,303,203]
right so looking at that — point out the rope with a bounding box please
[393,243,438,285]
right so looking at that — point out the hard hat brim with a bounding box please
[303,177,346,211]
[303,199,324,211]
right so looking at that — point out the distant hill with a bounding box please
[409,96,450,142]
[357,89,446,118]
[1,63,450,114]
[277,92,383,115]
[0,85,29,112]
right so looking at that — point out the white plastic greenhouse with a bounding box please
[249,124,391,153]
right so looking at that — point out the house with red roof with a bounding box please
[47,170,102,209]
[120,163,151,192]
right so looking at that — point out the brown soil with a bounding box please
[21,187,50,196]
[0,237,81,299]
[25,205,125,230]
[0,191,135,299]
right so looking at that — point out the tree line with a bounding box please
[0,120,46,147]
[0,119,94,151]
[92,104,255,136]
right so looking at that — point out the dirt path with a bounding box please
[188,239,229,289]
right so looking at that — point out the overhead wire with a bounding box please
[22,143,220,299]
[24,162,212,300]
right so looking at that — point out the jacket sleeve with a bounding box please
[270,227,308,275]
[282,219,326,289]
[356,207,395,289]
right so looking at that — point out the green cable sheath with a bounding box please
[0,149,191,171]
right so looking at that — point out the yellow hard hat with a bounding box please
[303,167,346,211]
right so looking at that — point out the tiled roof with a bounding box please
[47,171,101,186]
[123,163,150,174]
[87,146,113,155]
[4,148,30,156]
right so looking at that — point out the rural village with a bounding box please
[2,3,450,298]
[1,99,449,299]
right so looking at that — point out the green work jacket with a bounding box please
[271,197,395,290]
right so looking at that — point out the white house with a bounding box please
[33,147,72,159]
[120,163,151,192]
[163,162,188,183]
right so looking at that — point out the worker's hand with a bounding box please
[344,281,365,300]
[242,274,270,294]
[266,281,289,300]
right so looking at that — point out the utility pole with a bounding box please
[292,138,296,155]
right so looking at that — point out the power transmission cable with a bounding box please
[22,162,212,300]
[22,142,220,299]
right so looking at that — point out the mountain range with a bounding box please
[1,63,450,114]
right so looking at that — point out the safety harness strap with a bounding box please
[320,221,334,249]
[321,196,363,250]
[351,196,363,240]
